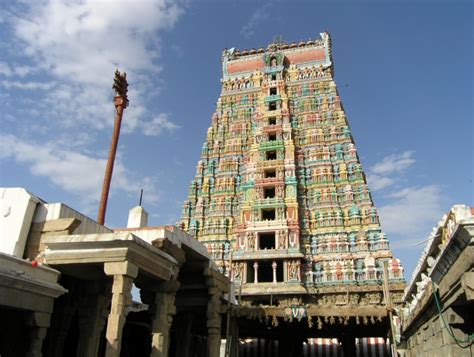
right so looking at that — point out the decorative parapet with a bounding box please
[404,205,473,304]
[221,33,332,81]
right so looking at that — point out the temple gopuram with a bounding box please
[181,33,406,354]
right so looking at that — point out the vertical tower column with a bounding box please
[272,261,277,283]
[104,262,138,357]
[253,261,259,283]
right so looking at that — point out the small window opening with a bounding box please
[247,262,254,283]
[270,87,277,96]
[262,209,276,220]
[259,232,276,249]
[259,260,273,282]
[264,187,275,199]
[264,169,276,178]
[268,117,277,125]
[268,133,277,141]
[266,151,277,160]
[276,262,283,282]
[271,74,277,81]
[268,102,277,111]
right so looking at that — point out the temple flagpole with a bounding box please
[98,70,129,225]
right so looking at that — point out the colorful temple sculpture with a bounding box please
[181,33,406,353]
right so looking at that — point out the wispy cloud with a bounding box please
[3,0,183,134]
[367,151,415,191]
[371,151,415,175]
[378,185,443,239]
[1,80,56,90]
[367,151,444,247]
[142,113,180,137]
[240,3,272,39]
[0,134,159,210]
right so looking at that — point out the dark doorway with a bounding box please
[264,169,276,178]
[262,209,276,220]
[264,187,275,198]
[259,232,276,249]
[266,151,277,160]
[247,262,255,283]
[258,261,273,282]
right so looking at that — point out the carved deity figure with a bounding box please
[247,232,255,250]
[278,231,286,249]
[289,261,298,280]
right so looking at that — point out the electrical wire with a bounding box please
[432,288,474,349]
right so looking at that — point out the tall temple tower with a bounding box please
[181,33,405,316]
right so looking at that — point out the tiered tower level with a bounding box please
[181,33,405,310]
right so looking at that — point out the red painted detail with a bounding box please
[227,59,264,74]
[255,178,284,186]
[31,260,38,267]
[263,124,283,132]
[286,48,326,64]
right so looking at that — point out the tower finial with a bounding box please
[113,69,129,108]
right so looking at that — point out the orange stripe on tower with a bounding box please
[227,59,264,74]
[286,48,326,64]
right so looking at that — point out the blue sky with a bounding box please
[0,0,472,280]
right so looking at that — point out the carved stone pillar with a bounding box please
[26,311,51,357]
[104,261,138,357]
[44,278,77,357]
[272,261,277,283]
[175,314,194,357]
[253,261,259,283]
[207,287,222,357]
[141,280,180,357]
[76,282,111,357]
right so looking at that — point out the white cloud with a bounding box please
[240,3,272,39]
[0,62,36,77]
[0,134,159,209]
[371,151,415,175]
[142,113,180,136]
[367,151,415,191]
[366,174,395,191]
[4,0,184,133]
[366,151,444,249]
[378,185,443,238]
[0,62,12,76]
[1,80,55,90]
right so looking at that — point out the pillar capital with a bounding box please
[104,261,138,278]
[27,311,51,328]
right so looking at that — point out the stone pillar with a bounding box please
[228,316,239,357]
[207,287,222,357]
[253,261,258,283]
[175,314,194,357]
[44,278,77,357]
[141,280,180,357]
[272,261,277,283]
[76,282,111,357]
[26,311,51,357]
[104,261,138,357]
